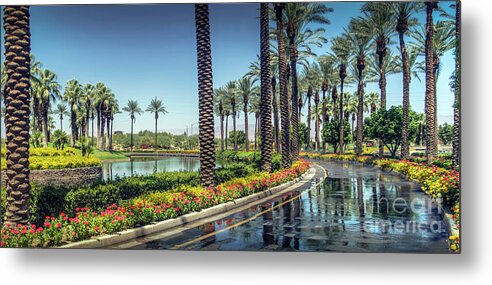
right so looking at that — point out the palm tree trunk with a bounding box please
[243,100,249,151]
[220,114,224,151]
[254,112,259,150]
[110,117,114,150]
[3,6,31,225]
[338,65,346,154]
[91,116,95,147]
[105,114,111,150]
[400,31,411,158]
[59,115,63,132]
[225,115,228,149]
[232,108,237,151]
[130,117,134,152]
[154,114,158,151]
[195,4,216,187]
[99,111,105,149]
[71,106,77,147]
[42,103,49,147]
[259,3,273,172]
[452,0,461,168]
[275,3,291,168]
[288,34,299,161]
[272,77,280,153]
[315,101,320,151]
[425,2,438,161]
[356,62,364,156]
[96,109,101,148]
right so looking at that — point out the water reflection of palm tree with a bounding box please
[262,204,275,247]
[357,176,366,236]
[281,196,293,249]
[130,157,134,177]
[293,197,301,250]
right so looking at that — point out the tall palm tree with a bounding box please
[345,17,372,156]
[238,76,256,151]
[412,21,454,155]
[317,54,339,152]
[29,56,42,132]
[362,2,395,157]
[224,81,240,151]
[94,82,110,149]
[331,35,350,154]
[82,83,95,139]
[259,3,273,171]
[283,2,332,160]
[452,0,460,168]
[195,4,216,187]
[274,3,291,168]
[36,69,61,147]
[213,87,227,151]
[3,6,32,225]
[106,98,118,150]
[122,100,142,151]
[63,79,82,147]
[248,91,261,151]
[53,103,69,132]
[392,2,422,158]
[146,97,167,151]
[424,2,438,161]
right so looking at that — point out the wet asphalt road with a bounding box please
[109,160,450,253]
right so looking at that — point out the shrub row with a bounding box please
[0,160,310,247]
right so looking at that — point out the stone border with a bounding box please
[59,165,319,249]
[1,166,102,188]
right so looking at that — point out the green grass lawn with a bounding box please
[88,149,128,161]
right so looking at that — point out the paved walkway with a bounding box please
[109,160,449,253]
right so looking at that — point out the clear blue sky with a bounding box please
[0,2,456,137]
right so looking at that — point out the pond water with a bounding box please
[101,156,200,180]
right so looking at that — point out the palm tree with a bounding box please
[362,2,395,157]
[3,6,32,225]
[317,55,339,152]
[94,82,109,149]
[424,2,438,161]
[259,3,273,171]
[213,88,227,151]
[146,97,168,151]
[224,81,241,151]
[122,100,143,151]
[82,83,95,139]
[412,21,454,157]
[248,91,261,150]
[35,69,61,147]
[195,4,216,187]
[392,2,422,158]
[63,79,82,147]
[106,98,118,150]
[283,2,332,160]
[238,76,256,151]
[344,17,372,156]
[452,0,460,168]
[53,103,69,132]
[331,35,350,154]
[274,3,291,168]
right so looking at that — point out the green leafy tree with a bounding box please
[438,123,453,145]
[364,106,419,157]
[322,119,351,154]
[228,130,246,149]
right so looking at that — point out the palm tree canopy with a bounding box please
[122,100,143,120]
[35,69,62,105]
[53,103,69,116]
[63,79,83,111]
[146,97,168,118]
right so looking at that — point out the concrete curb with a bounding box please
[59,166,317,249]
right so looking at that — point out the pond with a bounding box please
[101,156,200,181]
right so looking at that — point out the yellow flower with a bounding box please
[450,244,457,251]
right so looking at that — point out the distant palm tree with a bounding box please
[331,35,350,154]
[224,81,241,151]
[283,2,332,160]
[82,83,95,139]
[53,103,69,132]
[259,3,273,171]
[274,3,291,168]
[195,4,216,187]
[146,97,167,151]
[122,100,142,151]
[392,2,422,158]
[63,79,83,146]
[362,2,395,157]
[238,76,256,151]
[3,6,32,225]
[213,88,226,151]
[35,69,61,147]
[94,82,110,149]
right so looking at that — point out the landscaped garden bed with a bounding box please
[0,159,309,248]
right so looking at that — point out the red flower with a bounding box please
[56,223,61,228]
